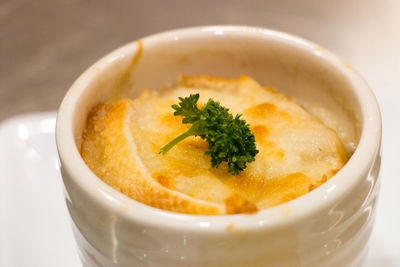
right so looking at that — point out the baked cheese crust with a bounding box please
[81,76,348,215]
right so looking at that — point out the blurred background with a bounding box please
[1,2,400,266]
[1,0,399,121]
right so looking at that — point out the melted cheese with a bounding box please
[81,76,349,215]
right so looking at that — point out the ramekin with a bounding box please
[56,26,381,267]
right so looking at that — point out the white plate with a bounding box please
[0,112,81,267]
[0,87,399,267]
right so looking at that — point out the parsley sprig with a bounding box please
[159,94,258,175]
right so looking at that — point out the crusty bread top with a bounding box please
[81,76,348,215]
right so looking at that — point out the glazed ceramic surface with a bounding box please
[56,26,381,267]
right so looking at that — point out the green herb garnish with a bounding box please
[159,94,258,175]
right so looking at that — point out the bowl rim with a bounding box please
[56,25,382,232]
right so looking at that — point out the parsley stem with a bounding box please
[159,131,193,155]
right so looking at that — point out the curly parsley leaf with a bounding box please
[159,93,258,175]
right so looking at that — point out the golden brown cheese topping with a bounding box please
[81,76,348,215]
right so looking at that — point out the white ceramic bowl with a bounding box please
[56,26,381,267]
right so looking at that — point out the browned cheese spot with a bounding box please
[160,113,186,130]
[308,184,317,192]
[153,174,175,190]
[224,193,258,214]
[251,125,269,140]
